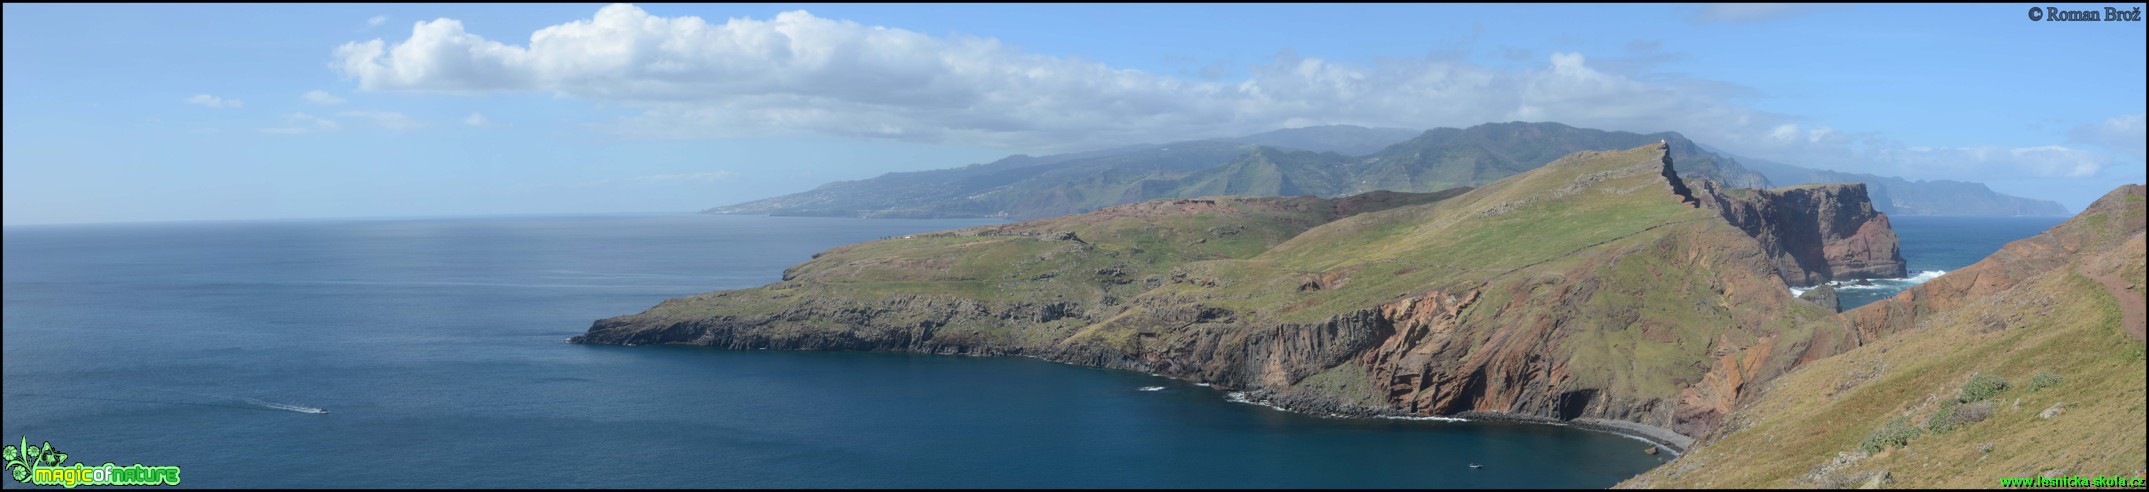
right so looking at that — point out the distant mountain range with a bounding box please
[709,122,2063,219]
[1727,153,2068,216]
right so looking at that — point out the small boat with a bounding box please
[1468,463,1482,469]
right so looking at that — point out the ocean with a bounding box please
[1,213,2058,488]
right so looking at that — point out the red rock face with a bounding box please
[1671,335,1776,438]
[1827,215,1904,280]
[1692,181,1908,287]
[1362,289,1483,413]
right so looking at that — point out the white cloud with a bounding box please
[328,4,2127,185]
[462,112,494,127]
[336,110,424,131]
[1869,145,2113,179]
[583,170,738,186]
[1765,123,1836,144]
[302,90,347,105]
[259,112,341,134]
[632,171,736,182]
[2069,114,2146,161]
[364,15,389,30]
[331,5,1808,152]
[183,94,242,108]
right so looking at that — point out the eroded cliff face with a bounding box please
[1693,181,1908,287]
[577,144,1901,447]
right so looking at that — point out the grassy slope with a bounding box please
[1624,256,2146,487]
[1621,193,2148,488]
[635,191,1464,343]
[1353,122,1770,195]
[1201,146,1712,320]
[1062,146,1832,413]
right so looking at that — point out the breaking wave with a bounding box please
[1223,392,1290,412]
[1377,414,1470,423]
[1790,270,1947,297]
[1839,270,1947,290]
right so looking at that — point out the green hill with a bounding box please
[1352,121,1770,193]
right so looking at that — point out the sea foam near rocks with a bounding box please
[1791,270,1946,297]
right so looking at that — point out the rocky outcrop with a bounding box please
[1693,181,1908,287]
[1798,284,1841,313]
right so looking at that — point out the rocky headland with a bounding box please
[578,143,1920,452]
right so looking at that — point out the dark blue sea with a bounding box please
[1,213,2060,488]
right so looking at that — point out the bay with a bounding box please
[5,214,1663,489]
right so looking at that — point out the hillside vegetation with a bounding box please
[1621,185,2147,488]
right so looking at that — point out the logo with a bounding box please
[3,438,181,488]
[2028,6,2143,21]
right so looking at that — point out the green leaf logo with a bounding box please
[4,438,24,482]
[3,438,72,484]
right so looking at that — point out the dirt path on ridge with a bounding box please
[2083,269,2146,341]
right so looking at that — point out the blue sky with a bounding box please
[3,3,2143,225]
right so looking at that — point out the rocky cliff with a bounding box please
[584,144,1900,448]
[1692,181,1909,287]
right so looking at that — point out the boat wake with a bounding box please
[1137,386,1165,392]
[148,389,327,414]
[241,397,328,414]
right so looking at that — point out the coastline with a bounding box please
[1216,387,1695,457]
[635,341,1700,458]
